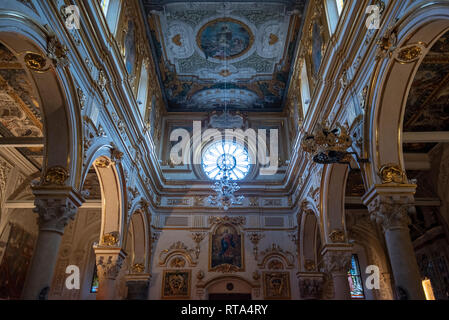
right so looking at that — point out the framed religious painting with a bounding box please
[209,223,244,272]
[263,272,291,300]
[161,270,191,299]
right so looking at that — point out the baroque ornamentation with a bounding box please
[368,196,413,231]
[322,250,352,274]
[378,164,407,184]
[131,263,145,273]
[209,216,246,226]
[96,254,125,280]
[301,122,353,164]
[95,158,111,168]
[191,232,206,259]
[258,244,295,269]
[34,198,78,233]
[248,232,264,260]
[101,232,120,247]
[24,52,49,72]
[41,166,70,186]
[304,259,316,272]
[46,35,69,67]
[159,241,197,267]
[298,276,324,300]
[396,44,423,63]
[328,229,346,243]
[213,264,240,273]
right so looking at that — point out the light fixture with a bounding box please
[301,122,360,164]
[206,1,245,211]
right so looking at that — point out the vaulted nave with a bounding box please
[0,0,449,301]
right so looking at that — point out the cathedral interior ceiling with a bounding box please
[0,43,43,170]
[142,1,307,112]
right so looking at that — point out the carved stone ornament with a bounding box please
[196,270,205,281]
[379,164,407,184]
[253,271,261,281]
[96,254,124,280]
[170,257,187,268]
[95,158,111,168]
[213,264,239,273]
[159,241,197,267]
[328,229,346,243]
[101,232,120,247]
[368,197,413,231]
[46,35,69,67]
[34,198,77,233]
[395,43,425,64]
[24,52,49,72]
[131,263,145,273]
[304,259,316,272]
[41,166,70,186]
[298,276,324,300]
[209,216,246,226]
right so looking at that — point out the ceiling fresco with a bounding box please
[404,30,449,132]
[142,1,307,112]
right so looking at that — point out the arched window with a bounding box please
[300,59,311,117]
[325,0,345,34]
[137,63,149,119]
[99,0,121,35]
[202,141,251,181]
[348,254,365,299]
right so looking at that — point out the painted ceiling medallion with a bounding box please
[197,18,254,61]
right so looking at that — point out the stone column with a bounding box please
[366,192,425,300]
[22,187,83,300]
[94,247,127,300]
[321,246,353,300]
[297,272,324,300]
[125,274,151,300]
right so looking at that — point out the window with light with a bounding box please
[202,141,251,181]
[100,0,110,15]
[347,254,365,299]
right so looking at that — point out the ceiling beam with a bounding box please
[0,137,44,148]
[403,131,449,143]
[404,153,431,170]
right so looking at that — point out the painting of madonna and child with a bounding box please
[210,224,244,272]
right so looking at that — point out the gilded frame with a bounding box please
[208,223,245,273]
[262,272,291,300]
[161,269,191,300]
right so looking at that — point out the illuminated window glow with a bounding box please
[90,264,99,293]
[348,254,365,299]
[100,0,110,15]
[336,0,344,15]
[422,278,436,300]
[202,141,251,181]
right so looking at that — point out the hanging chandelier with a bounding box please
[207,170,244,211]
[301,122,353,164]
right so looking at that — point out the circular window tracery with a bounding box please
[202,141,251,181]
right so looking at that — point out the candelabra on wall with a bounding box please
[248,232,265,260]
[191,232,207,259]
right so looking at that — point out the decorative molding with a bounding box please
[378,164,407,184]
[100,232,120,247]
[209,216,246,226]
[159,241,197,267]
[41,166,70,186]
[33,198,78,233]
[258,244,295,269]
[328,229,346,243]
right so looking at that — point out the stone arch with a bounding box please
[0,13,83,189]
[89,151,128,248]
[125,205,151,274]
[366,1,449,186]
[298,204,320,272]
[320,164,349,244]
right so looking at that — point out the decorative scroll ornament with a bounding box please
[248,232,265,260]
[304,259,316,272]
[42,166,70,186]
[191,232,206,259]
[378,164,407,184]
[101,232,120,247]
[46,35,69,67]
[170,257,187,268]
[301,122,353,164]
[34,198,77,233]
[131,263,145,273]
[395,43,425,64]
[159,241,197,267]
[328,229,346,243]
[209,216,246,226]
[213,264,239,273]
[95,158,111,168]
[24,52,49,72]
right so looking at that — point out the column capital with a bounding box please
[94,247,127,281]
[363,185,416,232]
[32,187,84,234]
[297,272,325,300]
[321,245,353,275]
